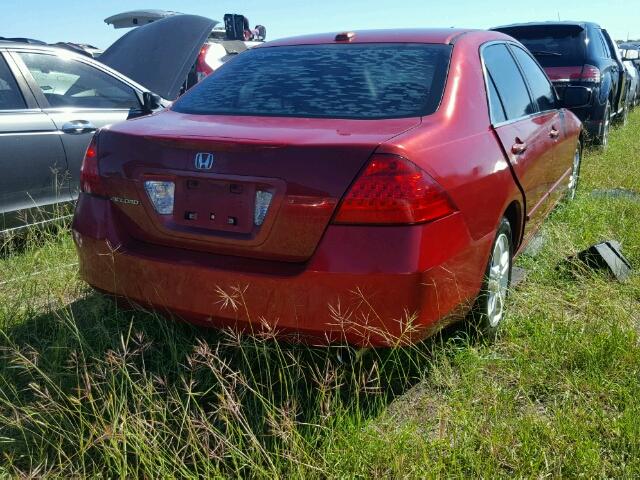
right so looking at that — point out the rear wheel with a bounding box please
[472,217,513,339]
[615,95,630,127]
[595,101,611,148]
[566,140,582,200]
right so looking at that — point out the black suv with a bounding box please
[493,22,630,146]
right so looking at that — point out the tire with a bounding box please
[595,101,611,148]
[471,217,513,339]
[623,100,630,125]
[566,139,582,201]
[614,96,629,127]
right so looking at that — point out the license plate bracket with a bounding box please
[173,178,255,234]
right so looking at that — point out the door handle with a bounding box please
[62,120,97,135]
[511,138,527,155]
[549,126,560,139]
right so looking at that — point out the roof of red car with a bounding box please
[263,28,482,47]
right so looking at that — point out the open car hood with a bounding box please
[100,15,216,101]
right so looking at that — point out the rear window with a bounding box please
[497,26,586,67]
[172,43,452,119]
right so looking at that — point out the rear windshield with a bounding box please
[172,43,452,119]
[497,26,586,67]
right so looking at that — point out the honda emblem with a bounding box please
[194,152,215,170]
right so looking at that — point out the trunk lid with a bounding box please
[98,110,420,261]
[100,15,217,100]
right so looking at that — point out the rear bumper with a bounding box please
[555,85,603,140]
[72,194,493,346]
[554,83,601,119]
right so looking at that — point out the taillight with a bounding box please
[333,154,456,225]
[196,44,214,82]
[80,133,107,197]
[570,64,601,83]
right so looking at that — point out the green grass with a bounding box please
[1,112,639,478]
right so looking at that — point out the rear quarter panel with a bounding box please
[559,108,582,159]
[378,33,524,247]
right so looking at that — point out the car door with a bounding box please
[0,51,68,231]
[10,50,142,201]
[589,28,615,108]
[482,42,557,237]
[600,29,625,113]
[508,44,571,207]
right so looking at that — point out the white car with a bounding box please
[622,49,640,107]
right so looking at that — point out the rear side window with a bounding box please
[497,26,586,67]
[172,43,452,119]
[592,30,608,58]
[0,56,26,110]
[510,45,556,112]
[486,73,507,123]
[599,30,612,59]
[483,44,536,121]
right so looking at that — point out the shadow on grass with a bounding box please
[0,291,473,475]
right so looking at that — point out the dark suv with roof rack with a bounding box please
[493,21,630,147]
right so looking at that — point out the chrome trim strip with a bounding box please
[491,109,558,129]
[0,109,44,114]
[0,130,62,136]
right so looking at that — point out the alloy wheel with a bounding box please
[601,107,610,148]
[567,142,582,200]
[486,233,510,327]
[622,101,629,126]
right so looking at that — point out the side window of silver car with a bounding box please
[0,55,26,110]
[17,52,140,110]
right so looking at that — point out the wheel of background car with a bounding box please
[472,217,513,339]
[597,101,611,148]
[566,140,582,201]
[620,98,630,126]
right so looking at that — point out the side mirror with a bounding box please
[561,86,591,109]
[127,91,163,120]
[623,50,639,61]
[143,91,162,111]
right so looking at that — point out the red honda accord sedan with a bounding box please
[72,29,585,346]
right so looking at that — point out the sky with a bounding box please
[2,0,639,49]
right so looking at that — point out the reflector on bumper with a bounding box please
[254,190,273,226]
[144,181,175,214]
